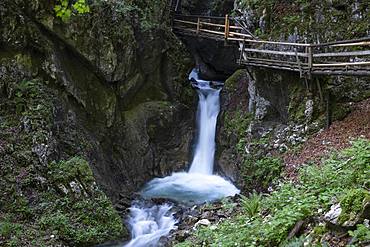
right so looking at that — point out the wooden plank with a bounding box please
[244,57,309,67]
[199,28,225,36]
[241,48,308,57]
[311,37,370,47]
[240,62,302,72]
[237,39,311,47]
[311,69,370,76]
[229,25,243,30]
[246,56,308,65]
[200,21,225,28]
[313,50,370,57]
[313,61,370,67]
[307,46,313,69]
[295,49,303,77]
[331,41,370,47]
[230,32,253,39]
[239,39,246,64]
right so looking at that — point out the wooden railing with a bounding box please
[173,14,370,77]
[173,14,254,40]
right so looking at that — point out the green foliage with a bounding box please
[176,139,370,246]
[112,0,167,30]
[339,188,369,224]
[282,235,311,247]
[48,157,95,191]
[13,80,39,114]
[38,193,124,246]
[0,220,22,240]
[243,157,283,190]
[54,0,90,22]
[349,224,370,245]
[241,192,262,218]
[223,109,253,155]
[224,111,252,138]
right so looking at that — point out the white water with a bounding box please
[124,204,176,247]
[189,81,220,174]
[124,69,239,247]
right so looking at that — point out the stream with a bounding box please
[124,69,239,247]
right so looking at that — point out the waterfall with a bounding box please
[189,79,221,174]
[124,204,176,247]
[124,69,239,247]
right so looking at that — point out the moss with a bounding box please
[242,156,283,191]
[339,188,370,224]
[225,69,246,91]
[287,83,307,123]
[312,225,327,236]
[331,103,351,121]
[0,78,125,246]
[224,110,253,137]
[48,157,95,190]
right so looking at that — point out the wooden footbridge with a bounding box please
[172,14,370,78]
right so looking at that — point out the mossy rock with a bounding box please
[339,188,370,224]
[225,69,246,91]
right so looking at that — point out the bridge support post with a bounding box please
[239,39,246,65]
[307,46,313,79]
[224,15,230,40]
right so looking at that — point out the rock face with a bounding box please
[1,1,197,245]
[216,67,369,190]
[0,0,195,200]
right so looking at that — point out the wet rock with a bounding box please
[324,204,342,225]
[194,219,211,228]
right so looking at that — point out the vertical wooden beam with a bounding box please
[307,46,313,70]
[224,15,230,40]
[295,49,303,78]
[196,17,200,35]
[239,39,246,65]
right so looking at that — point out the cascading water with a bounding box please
[124,69,239,247]
[188,74,220,175]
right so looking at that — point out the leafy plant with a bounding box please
[243,156,283,190]
[349,223,370,245]
[241,192,262,218]
[54,0,90,22]
[339,188,370,224]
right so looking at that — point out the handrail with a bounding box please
[172,14,370,77]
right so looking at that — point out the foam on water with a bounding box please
[124,69,239,247]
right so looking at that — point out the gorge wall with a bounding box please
[1,0,196,245]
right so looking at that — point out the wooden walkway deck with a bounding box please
[173,14,370,78]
